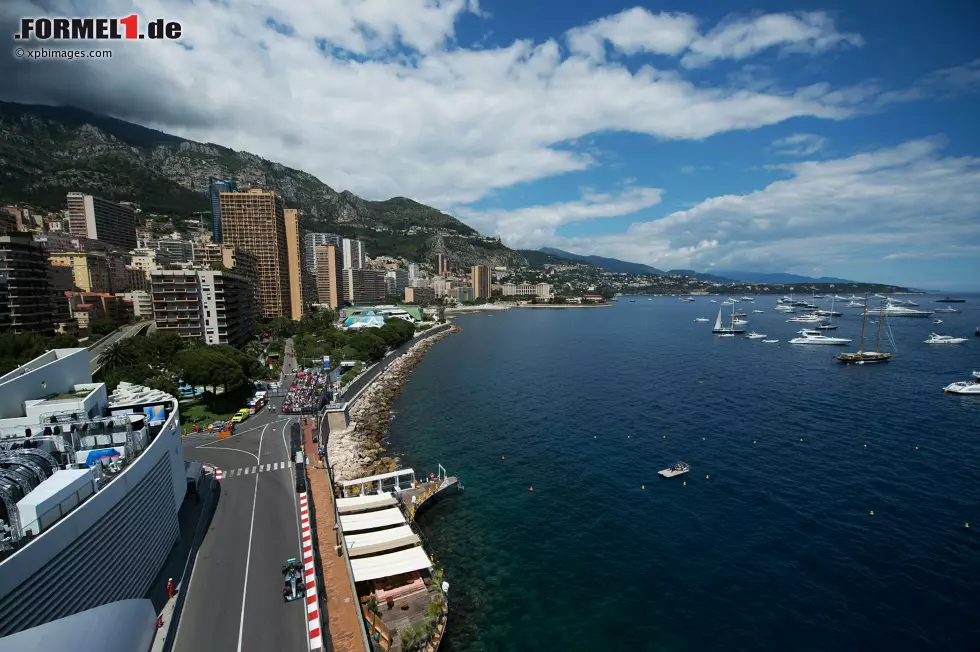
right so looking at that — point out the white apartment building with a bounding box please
[502,283,552,299]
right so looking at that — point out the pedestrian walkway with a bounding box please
[304,419,367,652]
[215,461,291,481]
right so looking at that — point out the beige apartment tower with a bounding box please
[314,244,344,309]
[283,208,306,320]
[436,253,448,276]
[66,192,137,250]
[218,189,291,318]
[471,265,491,299]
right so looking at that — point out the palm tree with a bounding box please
[99,341,131,371]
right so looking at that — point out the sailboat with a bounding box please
[816,296,840,330]
[712,302,746,335]
[836,297,892,364]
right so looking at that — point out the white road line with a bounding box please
[279,418,309,650]
[236,422,267,652]
[200,446,260,464]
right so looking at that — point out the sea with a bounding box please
[385,294,980,652]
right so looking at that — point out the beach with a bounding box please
[327,325,458,481]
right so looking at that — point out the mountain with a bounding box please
[0,101,524,268]
[539,247,664,275]
[666,269,738,283]
[711,270,858,285]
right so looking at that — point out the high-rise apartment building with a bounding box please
[303,232,342,273]
[283,208,307,321]
[384,269,409,297]
[435,253,448,276]
[342,238,366,270]
[314,244,344,309]
[150,269,256,346]
[0,234,55,334]
[208,177,237,243]
[431,276,451,297]
[219,189,291,318]
[66,192,137,250]
[404,287,435,305]
[408,263,420,280]
[342,268,386,305]
[471,265,491,299]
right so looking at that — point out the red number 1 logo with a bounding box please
[120,14,138,39]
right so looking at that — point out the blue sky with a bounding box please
[4,0,978,289]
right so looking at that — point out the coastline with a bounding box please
[516,303,612,308]
[327,325,458,481]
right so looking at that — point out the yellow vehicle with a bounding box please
[231,408,250,423]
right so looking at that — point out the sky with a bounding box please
[2,1,979,290]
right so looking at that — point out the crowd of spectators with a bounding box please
[281,369,330,414]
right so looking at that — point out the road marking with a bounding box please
[236,422,267,652]
[299,492,323,650]
[200,446,260,464]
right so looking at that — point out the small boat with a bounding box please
[936,297,966,303]
[732,319,749,325]
[648,298,653,301]
[846,301,863,307]
[718,333,735,337]
[934,307,960,313]
[789,329,852,345]
[710,299,717,303]
[694,318,710,322]
[815,324,838,330]
[752,310,764,314]
[629,299,636,303]
[733,312,747,317]
[659,462,690,478]
[745,332,766,339]
[933,319,943,325]
[943,377,980,394]
[924,333,967,344]
[787,315,825,323]
[740,296,754,301]
[762,339,779,343]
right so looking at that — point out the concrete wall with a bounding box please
[0,349,92,420]
[0,398,186,637]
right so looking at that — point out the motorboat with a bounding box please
[718,333,736,337]
[679,297,696,302]
[745,332,766,339]
[924,333,967,344]
[659,462,691,478]
[752,310,764,314]
[943,377,980,395]
[694,318,710,322]
[934,307,960,313]
[787,314,825,323]
[710,299,717,303]
[733,319,749,325]
[629,299,636,303]
[774,305,796,313]
[936,297,966,303]
[789,329,852,345]
[815,309,842,317]
[846,301,864,307]
[815,324,838,330]
[974,371,980,378]
[733,312,747,317]
[740,296,754,301]
[933,319,943,325]
[762,339,779,343]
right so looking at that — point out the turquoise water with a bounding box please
[386,297,980,651]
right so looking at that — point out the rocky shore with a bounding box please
[328,326,457,481]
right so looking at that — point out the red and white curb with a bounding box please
[215,467,223,481]
[299,492,322,650]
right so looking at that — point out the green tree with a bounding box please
[347,332,387,362]
[100,341,132,372]
[88,318,117,337]
[178,348,245,405]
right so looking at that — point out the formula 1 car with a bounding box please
[282,558,304,602]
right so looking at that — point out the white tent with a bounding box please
[337,492,397,514]
[340,507,405,533]
[350,546,433,582]
[345,525,420,558]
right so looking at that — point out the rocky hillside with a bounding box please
[0,101,525,267]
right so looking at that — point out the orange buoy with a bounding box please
[529,486,534,492]
[501,456,505,460]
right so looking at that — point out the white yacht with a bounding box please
[789,329,852,345]
[943,376,980,395]
[745,332,766,339]
[710,299,718,303]
[846,301,864,308]
[659,462,691,478]
[876,303,934,318]
[740,296,754,301]
[694,318,710,322]
[774,305,796,313]
[924,333,967,344]
[934,307,960,313]
[733,318,749,325]
[762,339,779,343]
[752,309,764,314]
[933,319,943,325]
[787,314,826,323]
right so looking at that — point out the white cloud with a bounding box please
[771,133,827,156]
[540,139,980,272]
[456,185,663,247]
[563,8,862,68]
[681,12,863,68]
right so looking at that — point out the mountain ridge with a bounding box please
[539,247,665,275]
[0,101,523,268]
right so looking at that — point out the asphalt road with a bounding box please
[89,320,151,373]
[174,383,310,652]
